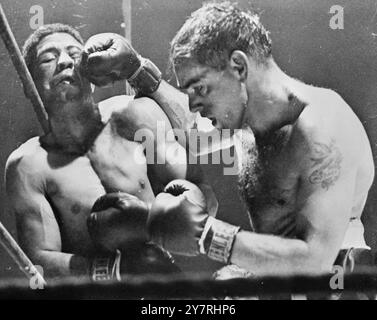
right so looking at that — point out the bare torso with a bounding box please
[17,97,155,256]
[238,86,374,247]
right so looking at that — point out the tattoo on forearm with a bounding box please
[308,140,342,190]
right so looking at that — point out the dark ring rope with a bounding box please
[1,267,377,299]
[0,4,49,133]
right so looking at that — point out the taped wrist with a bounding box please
[126,57,162,96]
[91,249,122,281]
[198,217,240,264]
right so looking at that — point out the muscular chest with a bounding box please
[44,125,155,249]
[238,141,300,237]
[45,155,105,252]
[86,122,152,198]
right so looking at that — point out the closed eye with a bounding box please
[194,84,208,97]
[38,53,57,64]
[68,49,82,61]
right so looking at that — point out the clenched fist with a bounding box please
[147,179,209,256]
[81,33,162,95]
[88,192,149,252]
[81,33,141,87]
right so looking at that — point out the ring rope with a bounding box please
[1,267,377,299]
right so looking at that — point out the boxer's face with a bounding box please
[32,32,92,111]
[175,61,246,131]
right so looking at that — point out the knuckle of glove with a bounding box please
[91,193,120,212]
[89,192,149,251]
[148,189,201,253]
[164,179,207,211]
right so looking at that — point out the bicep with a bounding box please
[5,163,61,258]
[129,98,188,184]
[15,193,62,257]
[297,154,356,269]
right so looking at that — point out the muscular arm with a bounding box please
[117,97,217,214]
[5,152,90,280]
[148,80,194,132]
[229,137,354,276]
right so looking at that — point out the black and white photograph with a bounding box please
[0,0,376,305]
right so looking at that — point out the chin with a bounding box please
[56,85,84,102]
[213,122,223,131]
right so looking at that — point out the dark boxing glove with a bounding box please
[88,192,181,281]
[147,179,209,256]
[81,33,161,95]
[120,242,180,276]
[88,192,149,252]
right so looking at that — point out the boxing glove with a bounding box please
[147,179,209,256]
[87,192,149,252]
[81,33,161,94]
[120,242,180,276]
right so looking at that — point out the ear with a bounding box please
[229,50,248,82]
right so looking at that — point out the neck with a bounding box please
[46,97,103,154]
[243,59,307,138]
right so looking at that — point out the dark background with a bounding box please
[0,0,376,279]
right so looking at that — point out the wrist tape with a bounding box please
[127,57,162,95]
[91,249,122,281]
[199,217,240,264]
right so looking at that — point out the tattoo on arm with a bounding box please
[308,140,342,190]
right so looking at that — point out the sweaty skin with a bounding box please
[148,56,374,276]
[231,86,374,275]
[4,32,214,279]
[5,96,192,278]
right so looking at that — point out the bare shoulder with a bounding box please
[296,88,370,156]
[98,95,134,123]
[5,137,48,185]
[292,87,374,183]
[107,95,172,134]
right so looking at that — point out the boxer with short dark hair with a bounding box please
[82,1,375,278]
[5,24,216,280]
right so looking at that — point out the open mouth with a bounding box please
[53,75,77,87]
[208,116,217,127]
[59,77,75,85]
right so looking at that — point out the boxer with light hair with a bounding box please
[5,23,217,281]
[82,1,375,279]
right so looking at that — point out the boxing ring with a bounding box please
[0,268,377,299]
[1,3,377,299]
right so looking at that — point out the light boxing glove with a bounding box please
[147,179,209,256]
[148,179,241,264]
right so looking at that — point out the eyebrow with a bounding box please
[66,45,82,52]
[179,69,208,90]
[37,45,58,57]
[37,44,82,57]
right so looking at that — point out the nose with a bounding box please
[56,51,74,72]
[188,94,204,114]
[190,103,204,114]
